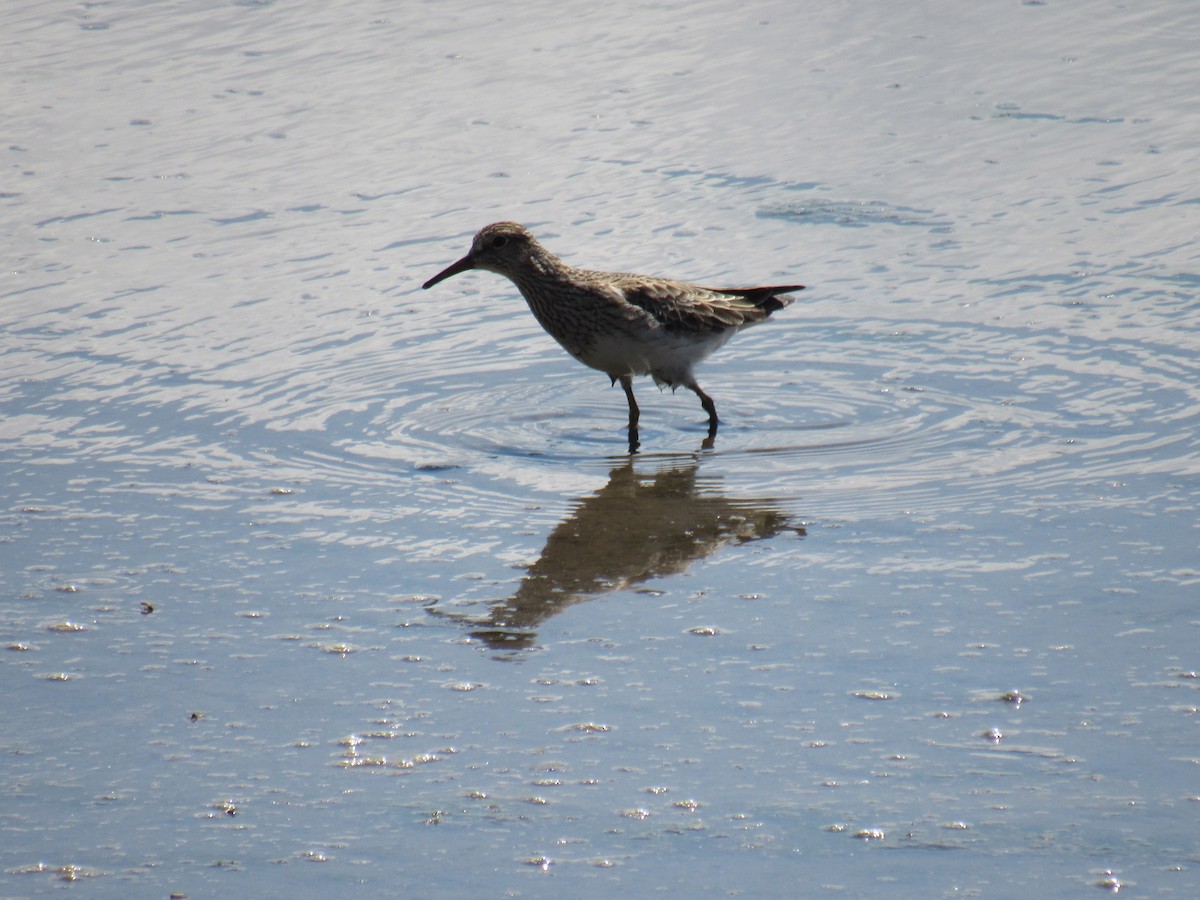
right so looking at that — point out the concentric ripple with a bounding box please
[7,278,1197,540]
[297,306,1193,524]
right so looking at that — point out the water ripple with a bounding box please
[758,199,954,230]
[6,288,1197,531]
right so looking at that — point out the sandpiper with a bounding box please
[422,222,803,448]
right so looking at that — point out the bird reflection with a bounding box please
[430,454,803,651]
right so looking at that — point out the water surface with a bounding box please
[3,0,1199,896]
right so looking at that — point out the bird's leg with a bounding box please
[688,383,719,430]
[617,375,640,427]
[619,374,648,453]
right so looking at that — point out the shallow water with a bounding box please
[3,0,1200,896]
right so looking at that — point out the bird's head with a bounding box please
[422,222,542,289]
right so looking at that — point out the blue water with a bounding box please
[3,0,1199,896]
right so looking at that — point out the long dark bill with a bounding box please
[422,254,475,290]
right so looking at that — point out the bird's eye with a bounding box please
[490,235,508,249]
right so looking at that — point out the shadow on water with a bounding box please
[427,449,804,651]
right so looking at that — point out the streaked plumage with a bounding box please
[422,222,802,447]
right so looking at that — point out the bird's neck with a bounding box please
[510,250,577,292]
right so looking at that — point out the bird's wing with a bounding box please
[606,275,802,334]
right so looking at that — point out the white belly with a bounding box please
[569,329,734,388]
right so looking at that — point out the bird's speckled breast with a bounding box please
[512,275,638,361]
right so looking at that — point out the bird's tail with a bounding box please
[714,285,805,315]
